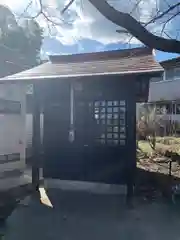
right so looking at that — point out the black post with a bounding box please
[169,159,172,177]
[126,81,136,206]
[32,82,41,191]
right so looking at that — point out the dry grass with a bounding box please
[138,138,180,156]
[137,138,180,179]
[156,137,180,145]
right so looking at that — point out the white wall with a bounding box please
[0,83,28,189]
[0,115,23,155]
[0,83,26,160]
[149,80,180,102]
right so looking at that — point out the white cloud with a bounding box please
[1,0,180,46]
[36,0,141,45]
[38,0,179,46]
[0,0,28,11]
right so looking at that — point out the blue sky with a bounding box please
[155,51,179,62]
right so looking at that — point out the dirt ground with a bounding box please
[3,187,180,240]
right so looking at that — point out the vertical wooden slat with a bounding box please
[32,82,41,191]
[126,80,137,204]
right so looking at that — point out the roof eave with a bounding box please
[0,68,164,83]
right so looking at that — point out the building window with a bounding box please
[164,68,180,81]
[175,68,180,79]
[94,100,126,146]
[26,84,33,95]
[176,104,180,114]
[150,75,163,82]
[165,103,173,114]
[155,103,173,115]
[165,69,174,81]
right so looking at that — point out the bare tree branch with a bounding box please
[30,0,66,26]
[31,0,43,19]
[164,32,172,39]
[163,0,171,8]
[16,0,33,21]
[145,2,180,26]
[157,9,180,38]
[16,0,180,54]
[129,0,142,15]
[61,0,76,14]
[88,0,180,53]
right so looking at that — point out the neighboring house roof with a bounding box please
[160,57,180,69]
[0,47,163,82]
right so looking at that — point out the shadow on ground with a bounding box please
[3,187,180,240]
[135,167,180,201]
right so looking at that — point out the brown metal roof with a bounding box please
[0,47,163,82]
[160,56,180,69]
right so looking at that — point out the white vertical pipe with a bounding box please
[69,82,74,142]
[19,83,26,167]
[70,82,74,126]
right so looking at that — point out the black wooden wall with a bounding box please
[42,75,137,184]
